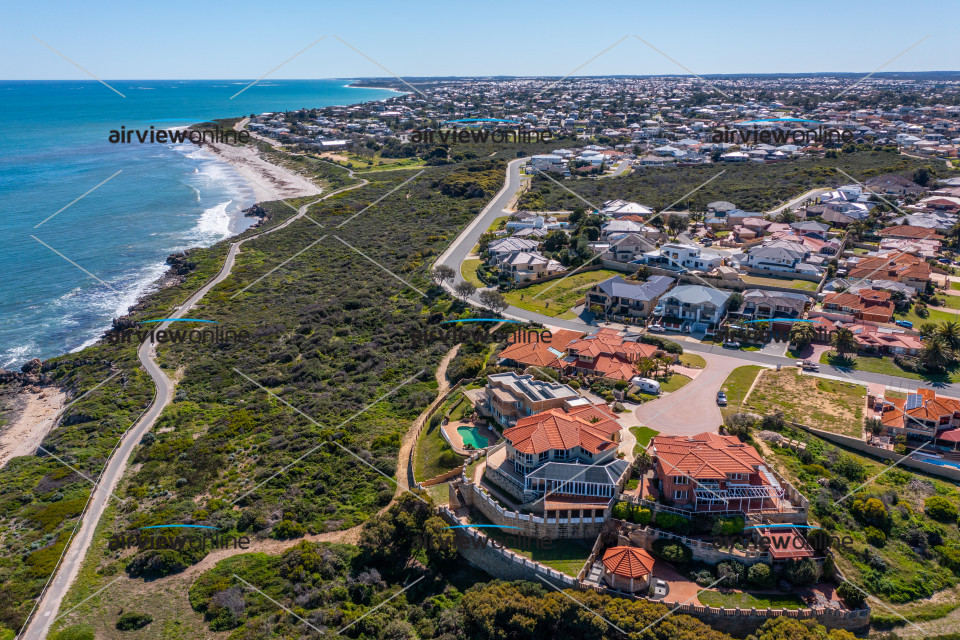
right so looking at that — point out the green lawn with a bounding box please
[660,373,691,393]
[819,351,960,384]
[935,296,960,311]
[719,365,763,417]
[503,269,621,317]
[461,258,485,288]
[951,281,960,291]
[679,353,706,368]
[698,591,806,610]
[630,426,659,453]
[894,305,960,326]
[747,368,866,436]
[479,527,594,576]
[740,274,819,291]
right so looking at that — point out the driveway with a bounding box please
[634,352,752,436]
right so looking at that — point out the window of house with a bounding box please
[673,490,688,500]
[673,475,688,484]
[539,451,549,463]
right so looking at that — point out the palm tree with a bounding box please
[638,357,655,379]
[831,327,859,358]
[937,322,960,351]
[632,448,653,476]
[922,336,953,371]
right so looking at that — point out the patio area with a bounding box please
[442,418,499,454]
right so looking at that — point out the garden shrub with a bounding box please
[925,496,958,523]
[271,519,306,539]
[634,508,652,526]
[711,516,744,536]
[748,562,776,589]
[49,626,95,640]
[652,538,692,564]
[116,612,153,631]
[784,558,821,587]
[864,526,886,547]
[639,334,683,354]
[935,545,960,573]
[836,582,866,609]
[716,560,745,587]
[653,512,690,535]
[612,502,631,520]
[126,549,192,578]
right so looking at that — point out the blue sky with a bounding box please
[2,0,954,79]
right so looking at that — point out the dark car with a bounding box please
[716,391,728,406]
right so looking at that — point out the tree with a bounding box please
[790,321,816,348]
[478,289,508,314]
[423,516,458,566]
[727,292,743,312]
[830,327,858,358]
[431,264,455,286]
[924,496,959,522]
[912,167,931,187]
[937,321,960,350]
[666,213,688,236]
[632,449,653,477]
[921,335,953,371]
[453,281,476,302]
[836,582,867,609]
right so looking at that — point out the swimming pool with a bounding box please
[457,426,488,449]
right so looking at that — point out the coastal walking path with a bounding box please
[22,171,370,640]
[45,343,463,636]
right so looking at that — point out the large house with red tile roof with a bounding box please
[878,225,944,241]
[650,432,799,514]
[846,253,931,293]
[495,329,582,369]
[877,388,960,442]
[485,403,629,505]
[822,289,895,323]
[559,328,659,381]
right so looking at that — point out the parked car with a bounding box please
[722,340,741,349]
[938,257,951,264]
[631,377,661,395]
[895,320,913,329]
[647,324,666,333]
[716,391,727,406]
[797,360,819,371]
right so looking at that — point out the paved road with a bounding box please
[635,352,746,435]
[766,187,829,215]
[437,157,525,279]
[22,176,369,640]
[436,160,960,399]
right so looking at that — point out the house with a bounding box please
[480,372,588,428]
[845,324,922,355]
[744,239,821,276]
[585,275,675,320]
[486,237,541,261]
[707,201,738,216]
[561,328,659,381]
[598,233,656,262]
[819,202,872,227]
[530,154,568,174]
[878,225,944,242]
[600,220,645,241]
[865,174,926,196]
[485,403,629,504]
[846,253,931,292]
[650,432,799,514]
[493,251,564,282]
[506,212,563,232]
[496,329,583,369]
[601,546,655,593]
[601,199,654,218]
[790,221,831,239]
[877,389,960,442]
[654,285,731,332]
[643,243,723,271]
[822,289,895,323]
[738,289,809,320]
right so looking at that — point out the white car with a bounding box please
[647,324,666,333]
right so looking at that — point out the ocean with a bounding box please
[0,79,397,369]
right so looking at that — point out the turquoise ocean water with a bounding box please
[0,79,397,368]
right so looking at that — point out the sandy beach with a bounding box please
[0,388,67,469]
[198,138,322,203]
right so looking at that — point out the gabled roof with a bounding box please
[593,275,675,303]
[661,285,731,307]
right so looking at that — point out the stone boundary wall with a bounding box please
[420,450,484,487]
[617,520,773,566]
[791,421,960,483]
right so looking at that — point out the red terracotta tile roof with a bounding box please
[822,290,894,322]
[879,225,944,240]
[602,545,655,579]
[651,432,766,481]
[880,389,960,430]
[505,405,621,455]
[848,254,930,282]
[565,328,658,380]
[497,329,583,367]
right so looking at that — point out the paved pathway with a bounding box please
[634,352,750,436]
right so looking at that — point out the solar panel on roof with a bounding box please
[906,394,923,410]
